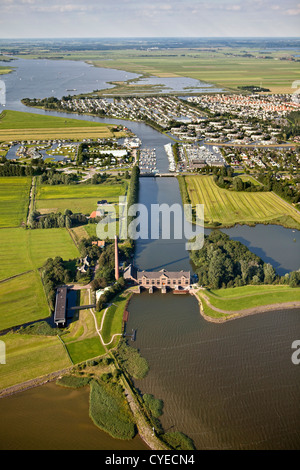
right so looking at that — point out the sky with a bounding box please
[0,0,300,38]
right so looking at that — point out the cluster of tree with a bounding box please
[22,96,60,110]
[238,86,270,92]
[0,160,48,177]
[172,142,179,165]
[77,142,89,165]
[257,173,300,204]
[29,208,87,229]
[96,277,125,311]
[280,111,300,140]
[286,270,300,287]
[88,171,130,185]
[41,257,75,311]
[37,171,78,185]
[89,172,110,185]
[92,238,134,289]
[0,160,79,183]
[78,237,104,260]
[190,230,278,289]
[214,174,265,192]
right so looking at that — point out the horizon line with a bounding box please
[1,36,300,40]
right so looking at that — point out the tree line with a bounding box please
[0,159,77,184]
[257,172,300,204]
[213,167,265,192]
[29,208,88,229]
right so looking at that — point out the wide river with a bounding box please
[0,57,299,450]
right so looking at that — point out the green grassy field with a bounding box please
[35,182,126,215]
[0,110,119,141]
[0,110,113,130]
[0,332,71,390]
[0,271,50,330]
[0,177,31,227]
[0,227,79,281]
[65,336,106,364]
[197,285,300,320]
[185,175,300,229]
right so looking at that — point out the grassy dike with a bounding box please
[193,285,300,323]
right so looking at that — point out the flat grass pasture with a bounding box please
[0,271,50,330]
[185,175,300,229]
[0,177,31,227]
[0,110,119,141]
[0,227,79,281]
[35,182,126,215]
[0,332,71,390]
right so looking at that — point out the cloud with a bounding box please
[33,3,92,13]
[0,0,299,37]
[285,3,300,15]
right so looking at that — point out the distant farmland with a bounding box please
[185,175,300,230]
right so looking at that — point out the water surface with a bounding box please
[0,382,149,450]
[127,292,300,450]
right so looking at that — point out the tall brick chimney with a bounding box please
[114,235,119,280]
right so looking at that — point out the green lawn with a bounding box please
[0,332,71,390]
[0,227,79,281]
[0,177,31,227]
[0,271,50,330]
[185,175,300,230]
[65,336,106,364]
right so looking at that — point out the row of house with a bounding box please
[187,93,300,120]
